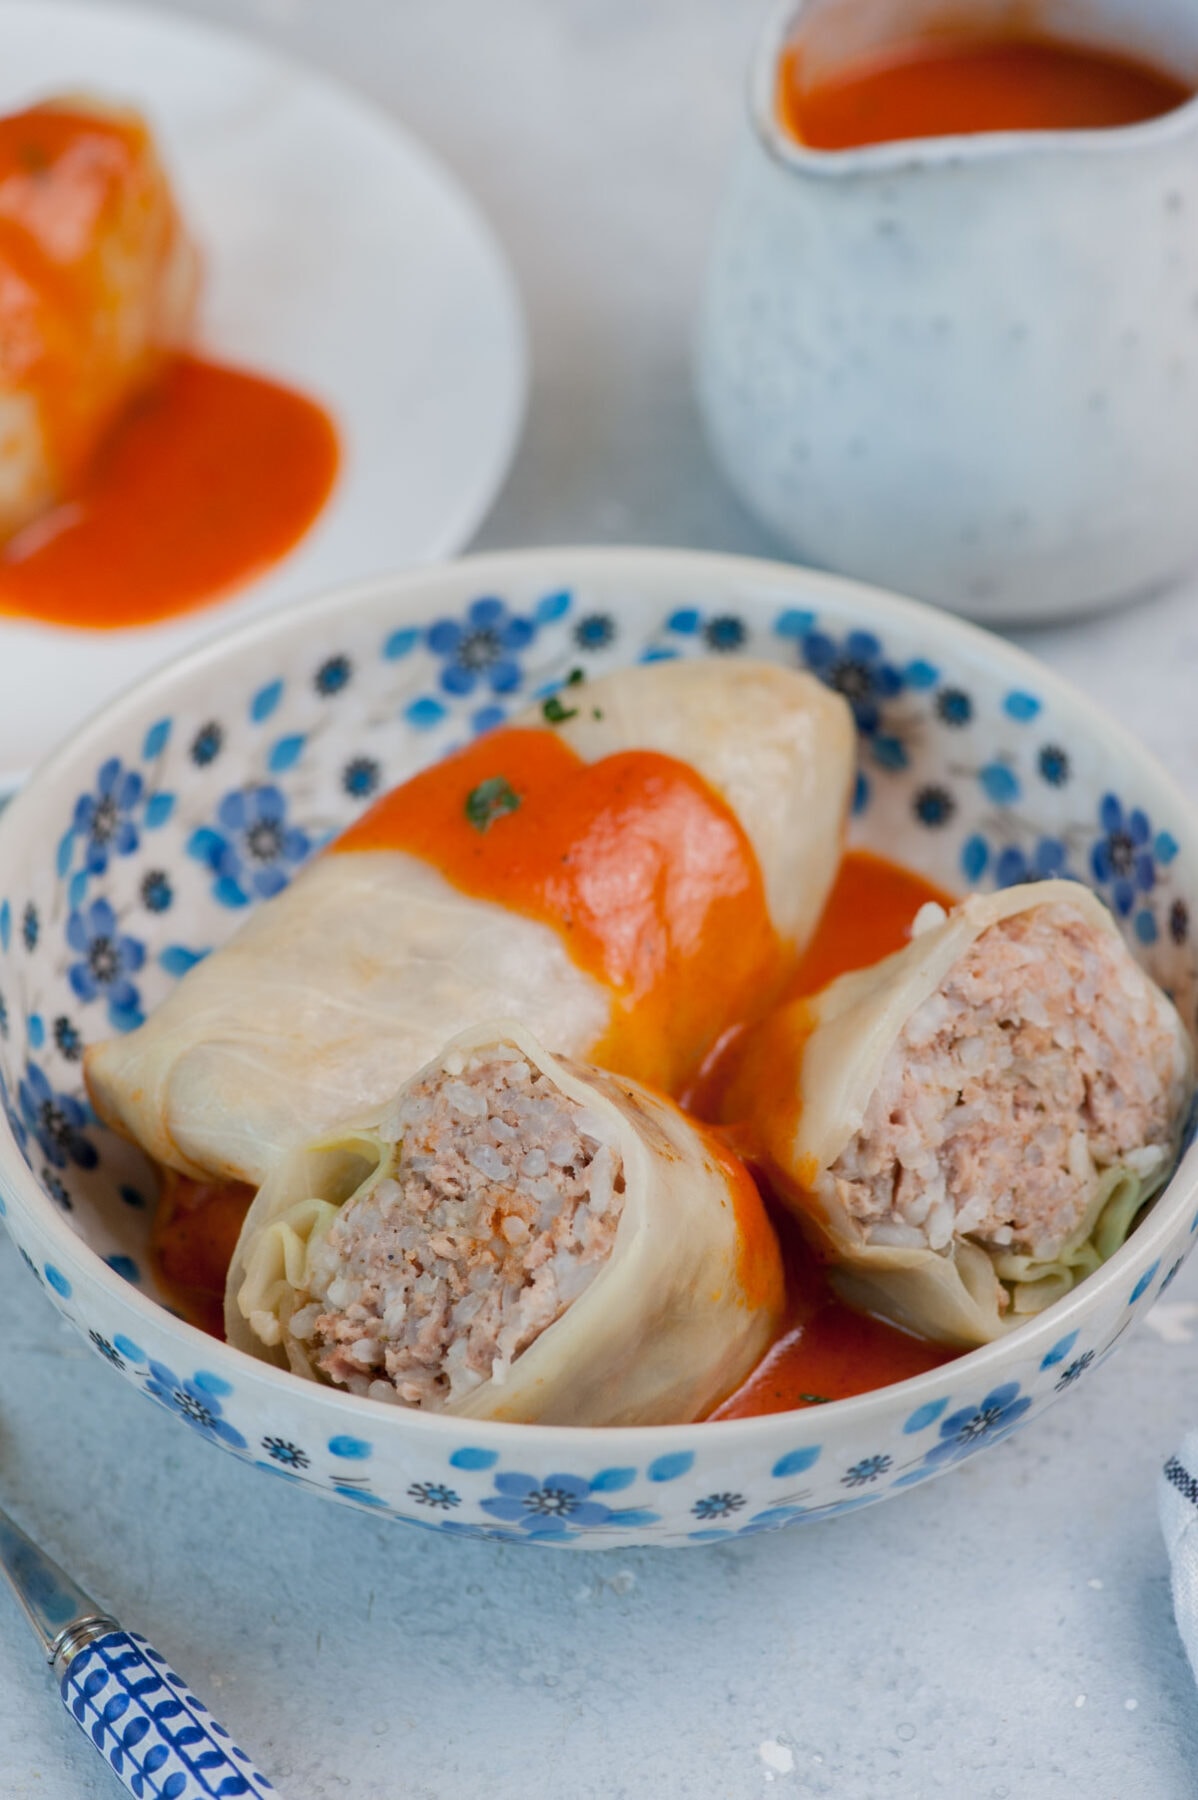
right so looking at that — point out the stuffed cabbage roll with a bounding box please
[726,882,1194,1345]
[226,1023,785,1426]
[87,659,854,1187]
[0,98,198,543]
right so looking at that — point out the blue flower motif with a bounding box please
[1171,899,1190,945]
[17,1061,96,1170]
[342,756,380,800]
[1054,1351,1094,1391]
[66,898,145,1024]
[914,785,954,827]
[703,614,747,653]
[575,613,615,651]
[188,784,311,906]
[315,654,352,696]
[408,1481,461,1510]
[427,596,535,698]
[922,1382,1031,1468]
[692,1491,745,1521]
[480,1470,655,1538]
[21,903,38,952]
[1091,795,1155,917]
[88,1330,124,1369]
[52,1016,81,1062]
[140,869,172,913]
[142,1363,247,1451]
[71,757,143,875]
[1038,744,1070,787]
[262,1435,309,1469]
[842,1454,892,1488]
[801,629,903,735]
[936,687,973,727]
[190,720,223,766]
[994,837,1070,887]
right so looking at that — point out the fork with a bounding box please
[0,1501,279,1798]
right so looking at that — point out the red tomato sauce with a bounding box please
[784,848,954,996]
[0,354,339,630]
[333,726,788,1098]
[685,849,954,1122]
[778,34,1191,151]
[711,1216,951,1418]
[150,1170,254,1337]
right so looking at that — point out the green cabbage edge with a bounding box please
[993,1156,1171,1317]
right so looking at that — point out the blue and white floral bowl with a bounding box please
[0,547,1195,1550]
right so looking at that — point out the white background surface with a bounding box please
[5,1,1198,1795]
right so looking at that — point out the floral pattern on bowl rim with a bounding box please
[0,546,1195,1550]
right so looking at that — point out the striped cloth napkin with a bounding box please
[1160,1441,1198,1679]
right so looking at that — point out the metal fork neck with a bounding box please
[50,1613,120,1674]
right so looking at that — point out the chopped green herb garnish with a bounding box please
[592,708,604,721]
[542,694,578,725]
[797,1393,832,1405]
[465,775,521,832]
[541,667,588,725]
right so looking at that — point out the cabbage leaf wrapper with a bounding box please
[0,98,199,543]
[226,1022,785,1426]
[85,659,853,1187]
[726,882,1194,1346]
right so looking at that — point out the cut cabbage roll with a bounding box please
[86,659,853,1187]
[226,1023,785,1426]
[0,98,198,544]
[727,882,1194,1345]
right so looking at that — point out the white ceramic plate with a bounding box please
[0,0,527,785]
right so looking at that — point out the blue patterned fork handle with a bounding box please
[0,1503,279,1798]
[56,1619,277,1799]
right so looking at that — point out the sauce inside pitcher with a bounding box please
[778,33,1192,149]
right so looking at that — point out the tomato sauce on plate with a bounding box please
[0,354,339,630]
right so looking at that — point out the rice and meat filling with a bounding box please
[824,902,1187,1261]
[292,1049,626,1408]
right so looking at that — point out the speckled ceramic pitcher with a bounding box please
[697,0,1198,623]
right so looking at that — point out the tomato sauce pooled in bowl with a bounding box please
[778,32,1192,150]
